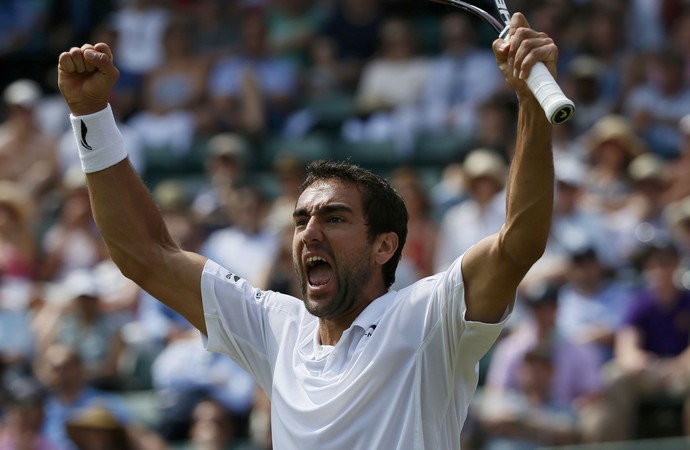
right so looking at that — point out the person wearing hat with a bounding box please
[36,343,132,450]
[65,406,133,450]
[581,114,646,214]
[38,270,125,390]
[65,405,168,450]
[0,79,60,200]
[191,133,248,232]
[607,152,672,263]
[434,148,507,271]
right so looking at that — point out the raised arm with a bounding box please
[462,14,555,323]
[58,44,207,334]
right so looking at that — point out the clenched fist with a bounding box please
[58,43,120,116]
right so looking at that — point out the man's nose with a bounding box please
[301,217,323,242]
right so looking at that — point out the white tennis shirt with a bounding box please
[201,255,507,450]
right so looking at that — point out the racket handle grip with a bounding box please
[526,62,575,125]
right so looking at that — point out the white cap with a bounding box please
[462,148,507,188]
[63,270,100,299]
[555,156,587,187]
[3,79,41,108]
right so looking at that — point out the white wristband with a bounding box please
[70,104,127,173]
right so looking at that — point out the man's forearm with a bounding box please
[85,158,177,283]
[501,96,554,265]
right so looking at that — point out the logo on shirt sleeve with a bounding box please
[225,273,241,283]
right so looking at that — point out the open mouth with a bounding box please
[306,255,334,288]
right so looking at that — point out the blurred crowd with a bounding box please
[2,0,690,448]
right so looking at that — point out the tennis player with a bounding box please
[58,13,557,450]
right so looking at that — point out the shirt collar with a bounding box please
[307,290,398,352]
[351,290,397,332]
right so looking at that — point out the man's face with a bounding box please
[292,180,377,319]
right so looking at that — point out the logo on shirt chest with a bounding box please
[364,324,377,338]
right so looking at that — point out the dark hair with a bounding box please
[300,160,408,289]
[522,281,560,308]
[630,239,680,271]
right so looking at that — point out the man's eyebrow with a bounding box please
[293,203,353,218]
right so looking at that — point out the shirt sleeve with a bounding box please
[200,259,302,392]
[419,253,512,371]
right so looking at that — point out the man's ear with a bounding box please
[374,232,399,266]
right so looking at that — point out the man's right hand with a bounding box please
[58,43,119,116]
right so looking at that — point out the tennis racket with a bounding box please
[431,0,575,124]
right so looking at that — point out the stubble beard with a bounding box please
[295,251,374,319]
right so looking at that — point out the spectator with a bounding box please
[189,0,240,59]
[604,240,690,440]
[563,55,615,136]
[127,19,210,164]
[465,92,519,159]
[662,114,690,204]
[187,398,251,450]
[35,343,131,450]
[151,330,256,442]
[39,169,108,282]
[0,2,46,79]
[65,406,135,450]
[263,152,306,233]
[416,13,503,140]
[434,148,506,272]
[257,222,301,298]
[574,5,636,109]
[0,79,60,201]
[663,195,690,283]
[0,376,59,450]
[207,9,297,133]
[66,405,168,450]
[0,181,35,284]
[580,114,645,214]
[624,46,690,159]
[44,0,116,56]
[556,246,631,365]
[524,156,618,288]
[0,286,35,375]
[478,346,580,450]
[200,183,280,287]
[38,270,124,389]
[319,0,384,92]
[267,0,327,67]
[607,153,672,263]
[389,167,438,284]
[626,0,668,52]
[191,133,249,233]
[107,0,171,89]
[341,17,429,155]
[484,282,606,443]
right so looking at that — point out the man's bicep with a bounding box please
[461,233,531,323]
[138,249,208,335]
